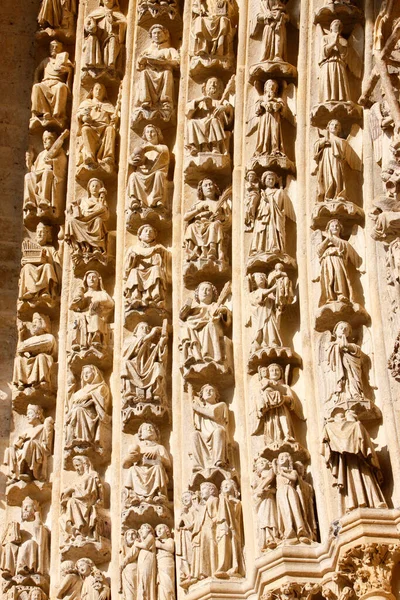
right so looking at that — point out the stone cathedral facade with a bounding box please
[2,0,400,598]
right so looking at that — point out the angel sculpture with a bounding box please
[248,79,295,172]
[82,0,127,80]
[246,170,296,268]
[317,19,363,106]
[319,321,376,418]
[313,120,362,207]
[179,281,233,378]
[246,267,295,360]
[314,219,364,320]
[251,363,304,450]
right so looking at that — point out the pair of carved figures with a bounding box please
[252,452,316,550]
[120,524,175,600]
[82,0,127,80]
[133,25,180,123]
[176,480,243,586]
[58,558,110,600]
[179,281,232,378]
[124,224,170,314]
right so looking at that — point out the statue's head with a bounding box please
[36,222,52,246]
[133,321,151,338]
[264,79,279,96]
[254,456,270,473]
[203,77,224,99]
[139,523,154,538]
[101,0,119,9]
[155,523,171,539]
[42,130,57,150]
[181,490,193,507]
[327,119,342,136]
[245,170,259,184]
[325,218,343,237]
[252,272,267,289]
[81,364,103,387]
[31,312,50,335]
[332,407,346,422]
[22,496,39,522]
[220,478,239,497]
[277,451,293,469]
[76,557,94,578]
[27,403,45,425]
[138,224,157,245]
[149,23,170,45]
[29,589,45,600]
[138,421,159,442]
[197,177,220,201]
[83,270,103,291]
[200,481,218,501]
[142,123,163,144]
[199,383,220,405]
[87,177,104,197]
[330,19,343,34]
[72,455,91,475]
[61,560,77,577]
[91,82,107,102]
[261,170,278,188]
[265,363,283,382]
[124,528,138,547]
[333,320,352,339]
[195,281,218,305]
[49,39,63,57]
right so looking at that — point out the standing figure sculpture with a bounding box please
[135,524,156,600]
[76,83,118,175]
[121,321,168,421]
[126,125,170,221]
[183,179,231,274]
[179,281,232,377]
[316,219,361,307]
[13,314,57,395]
[252,0,289,63]
[247,267,294,354]
[313,119,362,203]
[124,224,170,313]
[64,365,111,460]
[294,461,317,541]
[65,178,109,267]
[190,482,219,582]
[70,270,114,357]
[247,171,295,264]
[191,383,229,472]
[252,79,286,157]
[4,404,54,486]
[123,422,171,507]
[24,130,68,220]
[30,40,73,130]
[120,529,139,600]
[185,77,234,157]
[251,456,279,550]
[176,491,195,586]
[60,456,104,544]
[155,524,176,600]
[134,24,179,122]
[191,0,236,70]
[75,558,110,600]
[321,409,387,514]
[83,0,127,79]
[252,364,304,448]
[215,479,243,579]
[18,223,61,314]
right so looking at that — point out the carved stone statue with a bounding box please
[176,491,195,586]
[244,170,261,231]
[64,365,111,462]
[0,497,50,581]
[191,383,229,472]
[251,456,279,551]
[155,524,175,600]
[370,156,400,241]
[294,461,317,541]
[65,178,109,268]
[13,314,57,396]
[133,24,179,123]
[274,452,313,543]
[191,0,236,71]
[313,120,362,206]
[215,479,243,579]
[318,19,362,103]
[82,0,127,80]
[76,83,118,176]
[123,422,171,506]
[316,219,361,307]
[135,524,156,600]
[252,0,289,64]
[38,0,78,38]
[70,270,114,360]
[137,0,178,21]
[60,456,104,544]
[247,267,294,355]
[246,171,295,267]
[4,404,54,486]
[18,223,61,315]
[124,225,170,313]
[58,560,82,600]
[30,41,73,131]
[126,125,170,222]
[74,558,110,600]
[190,481,219,582]
[321,409,387,514]
[251,364,304,449]
[179,281,232,377]
[24,130,68,221]
[183,179,231,276]
[185,78,234,157]
[253,79,286,156]
[120,529,139,600]
[121,321,168,423]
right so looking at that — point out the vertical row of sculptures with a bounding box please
[119,1,181,599]
[310,3,388,520]
[0,3,79,600]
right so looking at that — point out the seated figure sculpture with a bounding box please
[133,24,180,123]
[126,124,170,224]
[179,281,233,379]
[82,0,127,80]
[124,224,170,314]
[13,313,57,399]
[30,40,73,131]
[65,178,109,269]
[24,130,68,222]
